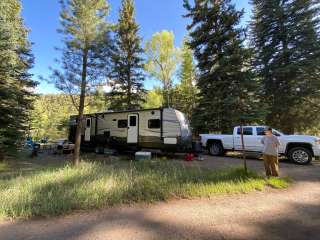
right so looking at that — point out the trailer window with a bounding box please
[148,119,160,129]
[86,119,91,127]
[129,116,136,126]
[118,120,127,128]
[237,127,253,135]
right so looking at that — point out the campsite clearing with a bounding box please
[0,153,288,219]
[0,155,319,240]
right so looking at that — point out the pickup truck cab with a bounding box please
[200,126,320,164]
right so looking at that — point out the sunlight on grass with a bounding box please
[0,161,290,219]
[267,176,291,189]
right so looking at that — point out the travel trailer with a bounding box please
[69,108,192,152]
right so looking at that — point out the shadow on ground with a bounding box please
[0,197,319,240]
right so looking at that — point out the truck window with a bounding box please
[272,131,281,137]
[257,127,282,136]
[237,127,253,135]
[256,127,265,136]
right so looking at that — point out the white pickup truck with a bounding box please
[200,126,320,164]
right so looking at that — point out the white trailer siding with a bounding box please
[163,108,181,138]
[139,110,161,138]
[96,112,128,138]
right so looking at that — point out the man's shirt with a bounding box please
[261,135,280,156]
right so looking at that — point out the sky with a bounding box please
[21,0,252,94]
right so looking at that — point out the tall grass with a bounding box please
[0,160,289,219]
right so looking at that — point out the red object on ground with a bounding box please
[185,153,194,161]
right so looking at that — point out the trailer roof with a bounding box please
[70,107,169,118]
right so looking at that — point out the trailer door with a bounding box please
[84,118,91,141]
[127,114,138,143]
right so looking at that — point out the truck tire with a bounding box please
[208,142,224,156]
[288,147,312,165]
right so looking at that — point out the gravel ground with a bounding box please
[1,155,319,240]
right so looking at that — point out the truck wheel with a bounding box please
[288,147,312,165]
[208,142,224,156]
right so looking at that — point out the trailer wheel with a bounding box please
[208,142,224,156]
[288,147,312,165]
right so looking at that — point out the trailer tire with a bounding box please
[208,142,224,156]
[288,147,312,165]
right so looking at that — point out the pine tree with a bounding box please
[251,0,320,133]
[50,0,113,164]
[0,0,36,159]
[172,40,198,120]
[109,0,145,110]
[184,0,264,133]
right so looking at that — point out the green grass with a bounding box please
[266,176,291,188]
[0,162,9,172]
[0,160,290,219]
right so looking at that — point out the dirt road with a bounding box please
[1,156,319,240]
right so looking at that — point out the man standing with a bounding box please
[261,127,281,177]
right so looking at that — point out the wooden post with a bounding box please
[240,125,247,174]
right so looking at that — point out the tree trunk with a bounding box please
[73,48,88,165]
[240,125,247,174]
[163,81,170,108]
[127,67,131,109]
